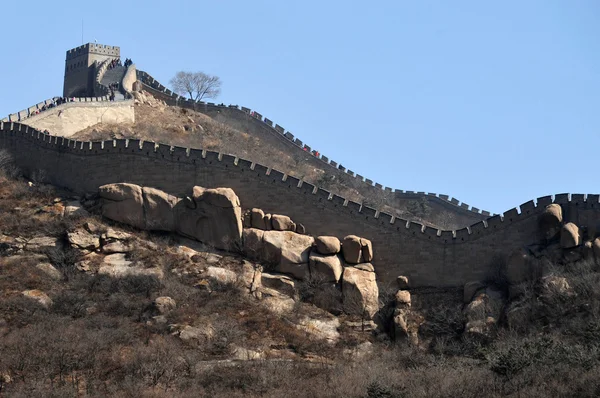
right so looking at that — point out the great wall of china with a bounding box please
[1,43,599,288]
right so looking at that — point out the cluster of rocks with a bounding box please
[244,208,306,235]
[99,183,242,251]
[131,90,167,109]
[462,203,600,337]
[242,209,378,318]
[97,184,382,320]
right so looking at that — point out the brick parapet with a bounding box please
[2,121,598,287]
[136,70,494,219]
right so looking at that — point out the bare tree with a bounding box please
[170,71,222,101]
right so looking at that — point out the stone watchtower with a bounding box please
[63,43,120,97]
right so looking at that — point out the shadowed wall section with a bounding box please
[2,122,599,288]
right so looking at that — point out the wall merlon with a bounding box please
[264,118,273,126]
[439,194,449,201]
[361,206,377,218]
[384,187,392,192]
[298,181,315,194]
[269,169,285,181]
[407,221,424,234]
[486,215,504,228]
[286,176,301,187]
[346,201,361,212]
[253,164,269,175]
[571,194,585,203]
[365,179,373,185]
[503,208,519,220]
[274,124,284,134]
[469,221,487,234]
[450,198,459,205]
[554,193,570,204]
[455,228,470,240]
[331,195,345,206]
[237,158,253,169]
[221,154,237,165]
[378,212,393,224]
[315,188,330,200]
[460,203,469,209]
[481,210,491,216]
[587,194,600,203]
[519,200,536,213]
[437,230,452,240]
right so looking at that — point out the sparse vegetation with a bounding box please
[170,71,222,101]
[2,160,600,397]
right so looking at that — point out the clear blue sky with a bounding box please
[1,1,598,214]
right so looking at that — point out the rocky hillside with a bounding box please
[72,92,480,230]
[2,162,600,396]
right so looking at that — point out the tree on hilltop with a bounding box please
[170,71,222,101]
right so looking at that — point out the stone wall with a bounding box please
[136,70,492,230]
[2,121,598,288]
[23,100,134,137]
[64,43,120,97]
[121,64,137,96]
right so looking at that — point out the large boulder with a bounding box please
[361,238,373,262]
[560,223,582,249]
[463,281,486,303]
[396,276,409,290]
[250,208,265,229]
[594,238,600,264]
[395,290,411,308]
[342,235,362,264]
[263,214,273,231]
[464,287,505,338]
[271,214,295,231]
[342,266,379,318]
[153,297,176,315]
[142,187,179,231]
[204,266,237,285]
[175,187,242,251]
[22,289,53,308]
[505,248,540,285]
[341,235,372,264]
[67,229,100,250]
[309,252,343,283]
[99,183,145,229]
[315,236,341,255]
[538,204,563,240]
[243,228,265,260]
[261,272,296,298]
[263,231,314,279]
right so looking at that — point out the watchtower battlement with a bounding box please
[63,43,121,98]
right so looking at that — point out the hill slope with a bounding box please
[73,92,484,230]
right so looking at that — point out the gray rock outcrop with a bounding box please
[341,265,379,318]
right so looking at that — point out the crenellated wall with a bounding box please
[121,64,137,98]
[135,70,494,230]
[2,121,598,288]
